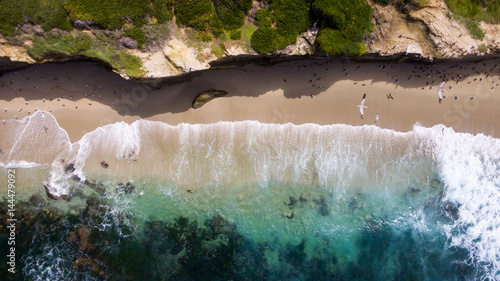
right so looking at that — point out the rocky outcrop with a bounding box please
[366,0,499,59]
[192,89,228,109]
[73,19,93,30]
[118,36,138,49]
[1,0,500,78]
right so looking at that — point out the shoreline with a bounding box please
[0,57,499,144]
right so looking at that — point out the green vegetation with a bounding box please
[445,0,500,24]
[64,0,152,29]
[0,0,72,36]
[449,13,485,40]
[478,43,488,53]
[313,0,373,55]
[316,28,366,56]
[0,0,174,35]
[214,0,252,30]
[251,0,372,55]
[175,0,218,32]
[28,33,145,77]
[240,24,257,41]
[124,26,146,48]
[230,29,242,40]
[444,0,499,41]
[211,44,226,58]
[251,0,312,53]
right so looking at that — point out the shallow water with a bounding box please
[1,117,499,280]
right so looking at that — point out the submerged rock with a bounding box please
[205,214,237,234]
[64,163,76,173]
[117,182,135,194]
[44,183,68,200]
[100,161,109,169]
[29,193,45,206]
[284,196,298,209]
[72,257,105,277]
[76,225,95,252]
[313,195,330,216]
[444,203,459,220]
[192,89,228,109]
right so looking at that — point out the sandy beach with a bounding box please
[0,58,499,145]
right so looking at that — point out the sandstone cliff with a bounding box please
[0,0,499,78]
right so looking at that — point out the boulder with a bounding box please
[119,37,138,49]
[192,89,228,109]
[32,25,44,36]
[73,19,92,30]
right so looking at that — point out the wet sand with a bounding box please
[0,58,499,143]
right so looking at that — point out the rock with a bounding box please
[44,183,68,200]
[119,37,138,49]
[32,25,44,36]
[192,89,228,109]
[76,225,95,252]
[43,208,59,221]
[117,182,135,194]
[64,163,75,173]
[406,44,423,56]
[100,161,109,169]
[282,211,294,219]
[278,23,318,55]
[431,179,443,189]
[73,19,92,30]
[205,215,236,234]
[29,194,45,206]
[72,257,105,276]
[66,230,78,243]
[313,195,330,216]
[17,24,32,34]
[284,196,298,209]
[444,203,459,220]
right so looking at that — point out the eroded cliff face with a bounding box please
[366,0,500,58]
[0,0,499,78]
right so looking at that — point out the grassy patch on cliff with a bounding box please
[445,0,500,24]
[445,0,498,40]
[28,33,145,77]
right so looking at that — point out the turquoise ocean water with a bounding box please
[1,116,499,280]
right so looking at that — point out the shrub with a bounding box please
[250,27,283,53]
[124,26,146,48]
[254,9,273,28]
[0,0,73,35]
[213,0,252,30]
[151,0,174,23]
[175,0,216,31]
[38,2,73,31]
[478,43,488,53]
[64,0,151,30]
[313,0,373,42]
[230,29,241,40]
[74,34,92,51]
[316,28,366,56]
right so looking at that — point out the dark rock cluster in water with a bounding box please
[0,181,481,281]
[313,195,330,216]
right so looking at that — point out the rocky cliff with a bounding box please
[0,0,499,78]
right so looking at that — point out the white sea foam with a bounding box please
[0,160,45,168]
[5,112,500,278]
[427,127,500,280]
